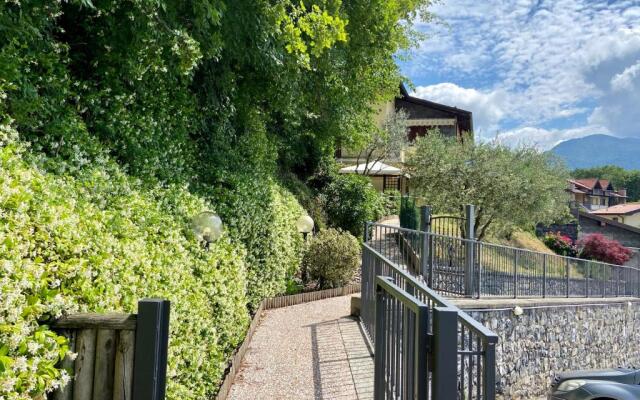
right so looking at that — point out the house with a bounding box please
[336,84,473,192]
[592,203,640,228]
[338,161,409,193]
[567,178,627,211]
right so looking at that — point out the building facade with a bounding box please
[567,178,627,211]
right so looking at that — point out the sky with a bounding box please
[400,0,640,150]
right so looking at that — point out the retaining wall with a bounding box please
[453,297,640,399]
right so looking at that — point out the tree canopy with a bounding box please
[405,133,571,239]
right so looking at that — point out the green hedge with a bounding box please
[206,174,305,308]
[0,133,252,398]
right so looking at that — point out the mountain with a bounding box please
[551,134,640,170]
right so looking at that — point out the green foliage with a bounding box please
[405,132,571,239]
[0,138,249,399]
[205,175,305,308]
[304,229,360,288]
[572,165,640,201]
[399,195,420,229]
[382,189,402,216]
[321,174,384,237]
[543,232,577,257]
[0,0,435,397]
[280,172,329,231]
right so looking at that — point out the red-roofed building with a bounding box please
[567,178,627,211]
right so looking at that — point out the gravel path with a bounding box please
[227,295,374,400]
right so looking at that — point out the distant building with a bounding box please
[336,84,473,193]
[592,203,640,228]
[567,178,627,211]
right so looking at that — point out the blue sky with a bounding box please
[400,0,640,149]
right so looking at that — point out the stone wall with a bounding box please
[455,298,640,399]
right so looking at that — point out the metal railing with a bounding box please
[365,222,640,299]
[362,244,498,399]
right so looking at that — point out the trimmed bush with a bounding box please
[321,174,384,238]
[304,229,361,288]
[0,137,251,399]
[578,233,632,266]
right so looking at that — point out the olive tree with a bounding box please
[404,133,570,239]
[355,109,409,175]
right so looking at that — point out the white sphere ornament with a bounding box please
[296,215,314,234]
[192,211,223,244]
[513,306,524,317]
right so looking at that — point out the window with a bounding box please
[383,176,401,192]
[601,197,606,206]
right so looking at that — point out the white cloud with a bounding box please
[404,0,640,146]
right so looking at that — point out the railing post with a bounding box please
[565,258,570,298]
[374,285,387,400]
[464,205,476,297]
[513,251,519,299]
[419,206,432,282]
[428,235,435,288]
[415,305,429,400]
[432,307,458,399]
[542,254,547,298]
[364,221,370,243]
[419,206,431,233]
[133,299,171,400]
[483,338,497,400]
[586,261,590,298]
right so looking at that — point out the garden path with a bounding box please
[227,295,374,400]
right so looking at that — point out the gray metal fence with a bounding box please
[365,222,640,299]
[362,244,498,399]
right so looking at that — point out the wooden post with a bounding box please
[132,299,171,400]
[73,329,97,400]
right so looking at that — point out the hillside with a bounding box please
[552,134,640,169]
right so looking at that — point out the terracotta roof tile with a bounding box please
[592,203,640,215]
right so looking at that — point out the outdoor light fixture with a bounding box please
[296,215,314,240]
[192,211,223,249]
[513,306,524,316]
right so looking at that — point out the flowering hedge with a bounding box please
[0,131,254,399]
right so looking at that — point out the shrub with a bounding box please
[304,229,361,288]
[321,174,384,238]
[543,232,577,257]
[0,138,250,399]
[382,189,402,216]
[577,234,632,265]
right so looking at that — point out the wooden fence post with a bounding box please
[132,299,171,400]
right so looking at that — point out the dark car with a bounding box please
[549,368,640,400]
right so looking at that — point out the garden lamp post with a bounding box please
[296,215,314,241]
[192,211,223,250]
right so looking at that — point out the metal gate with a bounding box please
[361,243,498,400]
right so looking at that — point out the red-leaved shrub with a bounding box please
[577,233,632,265]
